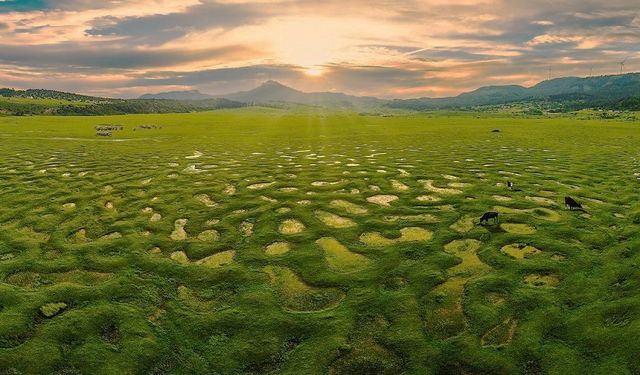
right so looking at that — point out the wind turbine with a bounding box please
[619,57,628,74]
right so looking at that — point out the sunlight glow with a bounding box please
[304,67,324,77]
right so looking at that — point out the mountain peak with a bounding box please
[259,80,289,89]
[139,89,212,100]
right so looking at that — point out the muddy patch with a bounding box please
[315,211,357,228]
[316,237,371,273]
[425,239,491,339]
[263,266,344,312]
[260,195,278,203]
[360,227,432,247]
[444,239,490,275]
[391,180,410,192]
[247,182,275,190]
[450,216,475,233]
[73,229,87,243]
[416,195,442,202]
[170,219,188,241]
[197,230,219,242]
[100,232,122,240]
[501,243,541,259]
[265,242,291,256]
[279,219,305,235]
[448,182,470,188]
[6,270,113,288]
[170,251,189,264]
[196,250,235,268]
[183,165,203,174]
[195,194,217,207]
[330,200,368,215]
[384,214,439,223]
[311,180,343,187]
[481,318,517,347]
[240,221,254,237]
[500,223,536,235]
[366,195,399,206]
[280,187,299,193]
[420,180,462,195]
[185,151,203,159]
[223,184,236,195]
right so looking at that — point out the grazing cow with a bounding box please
[95,124,124,132]
[565,196,583,211]
[507,181,513,190]
[480,211,499,225]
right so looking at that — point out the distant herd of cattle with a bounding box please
[95,124,160,136]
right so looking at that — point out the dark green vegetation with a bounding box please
[0,109,639,374]
[0,88,245,116]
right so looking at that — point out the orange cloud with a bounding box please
[0,0,638,97]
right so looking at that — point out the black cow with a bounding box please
[565,196,583,211]
[480,211,499,225]
[507,181,513,190]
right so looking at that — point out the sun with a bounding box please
[304,67,324,77]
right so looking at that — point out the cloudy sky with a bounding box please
[0,0,638,98]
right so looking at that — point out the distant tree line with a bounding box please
[0,88,246,116]
[384,95,640,113]
[0,88,102,102]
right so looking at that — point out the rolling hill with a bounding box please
[0,89,245,116]
[139,90,213,101]
[387,73,640,110]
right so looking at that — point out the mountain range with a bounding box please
[2,72,640,116]
[140,80,383,108]
[139,73,640,110]
[139,90,213,101]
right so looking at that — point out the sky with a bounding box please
[0,0,638,98]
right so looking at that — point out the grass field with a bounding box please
[0,108,639,374]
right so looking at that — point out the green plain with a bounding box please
[0,108,639,374]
